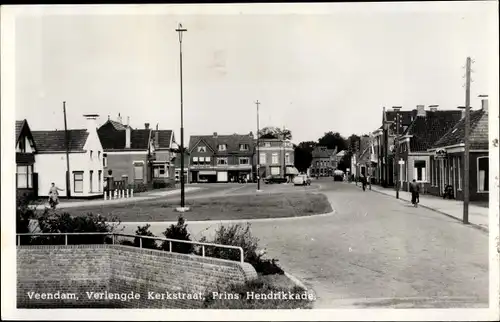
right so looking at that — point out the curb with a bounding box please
[357,184,489,233]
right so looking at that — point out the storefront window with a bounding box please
[477,157,489,192]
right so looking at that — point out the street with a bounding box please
[122,179,489,309]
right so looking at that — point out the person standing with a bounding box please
[361,174,367,191]
[409,179,420,207]
[48,182,64,209]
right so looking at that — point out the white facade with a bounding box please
[35,117,104,198]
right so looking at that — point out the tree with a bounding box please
[258,126,292,140]
[293,141,316,173]
[346,134,361,153]
[317,132,347,152]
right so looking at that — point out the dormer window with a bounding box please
[18,138,26,153]
[239,144,249,151]
[197,146,207,153]
[218,144,227,151]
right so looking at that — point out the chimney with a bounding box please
[145,123,150,130]
[125,117,131,149]
[213,132,218,138]
[155,130,159,148]
[480,95,488,111]
[117,113,122,124]
[416,105,425,117]
[429,105,439,112]
[83,114,99,131]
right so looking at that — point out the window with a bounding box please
[103,153,108,167]
[217,157,228,165]
[272,153,279,164]
[239,144,249,151]
[458,156,462,189]
[18,138,26,153]
[218,144,227,151]
[477,157,489,192]
[197,146,207,153]
[16,165,32,189]
[239,157,249,165]
[89,170,94,192]
[73,171,84,193]
[205,156,211,163]
[414,160,426,181]
[259,153,266,164]
[193,156,199,163]
[264,142,271,148]
[285,153,290,164]
[98,151,101,159]
[90,150,93,159]
[134,163,144,181]
[153,164,166,178]
[271,166,280,175]
[98,170,102,192]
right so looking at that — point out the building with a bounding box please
[310,146,337,177]
[427,98,489,201]
[350,135,371,178]
[16,119,38,198]
[151,126,176,183]
[31,115,104,198]
[395,106,462,192]
[256,137,296,181]
[188,132,255,183]
[378,107,419,187]
[97,115,155,187]
[173,150,189,184]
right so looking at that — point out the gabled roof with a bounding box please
[432,109,489,150]
[97,122,152,151]
[154,130,173,149]
[32,130,89,153]
[403,110,463,152]
[15,119,37,151]
[189,134,255,154]
[312,146,336,158]
[15,120,24,142]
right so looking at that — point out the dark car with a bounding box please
[264,175,287,184]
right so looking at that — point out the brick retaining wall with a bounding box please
[17,244,257,308]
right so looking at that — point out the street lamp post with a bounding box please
[255,100,262,192]
[176,23,188,211]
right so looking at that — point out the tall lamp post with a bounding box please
[393,106,402,199]
[255,100,262,192]
[176,23,188,211]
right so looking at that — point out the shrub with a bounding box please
[160,215,193,254]
[127,182,148,193]
[133,224,158,249]
[203,277,314,309]
[32,212,120,245]
[198,223,284,275]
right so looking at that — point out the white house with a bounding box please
[31,114,104,198]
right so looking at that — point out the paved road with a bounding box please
[122,179,489,309]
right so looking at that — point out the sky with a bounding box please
[9,2,499,144]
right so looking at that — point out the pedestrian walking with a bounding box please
[409,179,420,207]
[361,174,367,191]
[48,182,64,209]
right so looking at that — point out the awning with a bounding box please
[286,167,299,175]
[199,170,217,175]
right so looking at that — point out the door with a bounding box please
[217,171,228,182]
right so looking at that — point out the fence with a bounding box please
[103,188,134,200]
[16,232,245,263]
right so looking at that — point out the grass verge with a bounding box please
[63,192,332,222]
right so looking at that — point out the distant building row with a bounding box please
[352,98,490,201]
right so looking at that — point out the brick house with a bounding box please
[31,115,104,198]
[151,126,176,183]
[395,106,463,192]
[310,146,337,177]
[351,135,371,178]
[16,119,38,198]
[97,115,155,187]
[378,107,418,187]
[427,99,489,201]
[188,132,255,183]
[255,137,296,181]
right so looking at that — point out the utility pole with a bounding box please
[176,23,188,210]
[255,100,261,191]
[282,126,286,183]
[63,101,71,198]
[394,107,402,199]
[463,56,472,224]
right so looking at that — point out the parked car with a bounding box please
[293,174,311,186]
[264,175,287,184]
[333,169,344,182]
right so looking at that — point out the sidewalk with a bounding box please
[33,187,203,210]
[351,182,489,232]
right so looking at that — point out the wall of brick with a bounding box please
[105,153,149,184]
[17,244,257,308]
